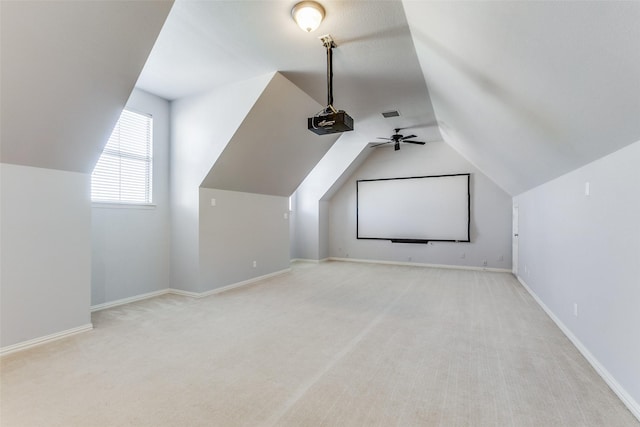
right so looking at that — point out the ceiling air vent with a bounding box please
[381,110,400,118]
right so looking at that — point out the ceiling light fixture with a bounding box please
[291,1,325,33]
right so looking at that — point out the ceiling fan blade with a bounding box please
[377,137,393,140]
[370,141,391,148]
[396,122,438,131]
[400,134,417,140]
[403,140,426,145]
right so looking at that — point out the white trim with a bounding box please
[91,289,171,312]
[517,276,640,422]
[3,270,292,356]
[170,268,292,299]
[290,258,313,263]
[90,269,294,308]
[328,257,512,273]
[0,323,93,357]
[167,288,201,298]
[92,202,156,210]
[290,258,330,264]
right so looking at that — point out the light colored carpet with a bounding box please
[1,261,637,426]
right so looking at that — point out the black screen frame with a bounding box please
[356,173,471,244]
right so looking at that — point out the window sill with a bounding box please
[92,202,157,210]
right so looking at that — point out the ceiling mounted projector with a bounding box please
[308,34,354,135]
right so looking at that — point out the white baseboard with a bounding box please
[170,268,292,299]
[91,269,293,308]
[4,270,292,357]
[91,289,171,312]
[517,276,640,422]
[290,258,315,264]
[290,258,330,264]
[195,268,292,298]
[167,288,201,298]
[328,257,512,273]
[0,323,93,357]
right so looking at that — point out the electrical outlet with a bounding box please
[283,212,288,219]
[483,260,488,267]
[408,256,412,262]
[573,303,578,317]
[498,255,504,262]
[252,260,257,268]
[460,252,466,259]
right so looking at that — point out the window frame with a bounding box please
[91,108,154,207]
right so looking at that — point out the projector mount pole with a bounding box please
[306,34,353,135]
[320,34,337,114]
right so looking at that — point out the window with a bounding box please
[92,109,153,204]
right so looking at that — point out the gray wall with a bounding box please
[199,189,290,291]
[91,89,171,306]
[514,139,640,409]
[318,200,330,260]
[289,193,298,260]
[329,141,512,268]
[292,189,320,260]
[170,74,272,292]
[290,132,371,261]
[1,164,91,347]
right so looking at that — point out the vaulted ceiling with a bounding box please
[137,0,640,196]
[404,1,640,195]
[2,0,639,197]
[136,0,442,149]
[0,0,173,173]
[200,72,340,196]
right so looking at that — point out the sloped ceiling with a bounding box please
[404,0,640,195]
[0,0,173,173]
[201,72,339,196]
[319,132,373,201]
[138,0,640,198]
[5,0,636,196]
[136,0,440,145]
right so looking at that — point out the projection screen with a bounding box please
[356,173,470,243]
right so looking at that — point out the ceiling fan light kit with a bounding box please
[308,34,354,135]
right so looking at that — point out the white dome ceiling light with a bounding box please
[291,1,325,33]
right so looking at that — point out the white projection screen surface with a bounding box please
[357,174,470,243]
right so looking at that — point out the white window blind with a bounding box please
[92,109,153,204]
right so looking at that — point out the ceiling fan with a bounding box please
[370,128,427,151]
